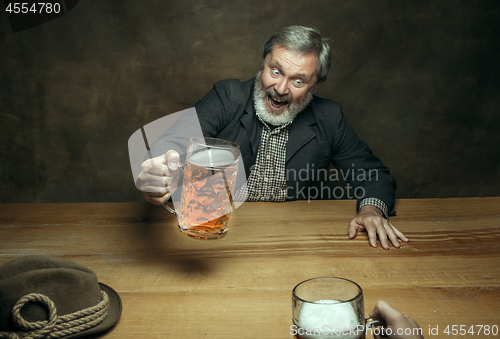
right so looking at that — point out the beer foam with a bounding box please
[188,149,236,167]
[297,300,362,339]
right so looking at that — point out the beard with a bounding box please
[253,70,314,126]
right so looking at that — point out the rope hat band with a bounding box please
[0,291,108,339]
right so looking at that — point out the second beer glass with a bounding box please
[292,277,380,339]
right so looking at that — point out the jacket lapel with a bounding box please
[239,81,318,162]
[240,93,260,157]
[286,105,317,162]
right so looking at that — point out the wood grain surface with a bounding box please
[1,198,499,338]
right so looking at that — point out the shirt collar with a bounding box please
[256,113,293,133]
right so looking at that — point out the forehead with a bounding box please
[265,45,318,80]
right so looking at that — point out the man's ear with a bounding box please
[313,82,323,94]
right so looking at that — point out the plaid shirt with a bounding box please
[236,116,389,217]
[237,115,292,202]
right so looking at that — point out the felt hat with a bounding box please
[0,255,122,338]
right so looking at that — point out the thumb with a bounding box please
[369,300,383,319]
[164,150,180,173]
[347,219,359,239]
[369,300,397,323]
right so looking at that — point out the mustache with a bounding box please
[265,87,292,102]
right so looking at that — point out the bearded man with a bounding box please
[137,26,408,249]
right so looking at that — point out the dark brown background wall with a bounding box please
[1,0,499,203]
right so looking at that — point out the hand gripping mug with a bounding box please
[292,277,382,339]
[163,137,240,240]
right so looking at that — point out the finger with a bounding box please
[142,191,161,205]
[163,168,179,197]
[371,300,406,324]
[140,187,168,195]
[147,187,169,197]
[169,181,178,196]
[140,158,166,176]
[138,183,169,195]
[142,191,171,205]
[347,220,360,239]
[390,222,409,243]
[138,167,176,192]
[369,302,381,319]
[141,190,163,202]
[365,222,379,248]
[137,166,167,189]
[164,172,179,186]
[372,219,390,250]
[148,193,171,205]
[383,220,401,248]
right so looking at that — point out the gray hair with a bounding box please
[262,26,331,84]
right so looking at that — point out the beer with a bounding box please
[178,148,238,239]
[292,300,364,339]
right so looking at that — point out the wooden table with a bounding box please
[1,198,499,338]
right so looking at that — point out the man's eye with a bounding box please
[294,79,304,86]
[272,69,279,76]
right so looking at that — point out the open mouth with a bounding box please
[267,95,289,113]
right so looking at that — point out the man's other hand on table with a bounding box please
[348,205,409,249]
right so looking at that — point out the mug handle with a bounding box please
[161,163,185,215]
[366,317,386,329]
[162,201,177,215]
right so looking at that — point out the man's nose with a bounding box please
[274,78,289,96]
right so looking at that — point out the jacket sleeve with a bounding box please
[330,106,397,215]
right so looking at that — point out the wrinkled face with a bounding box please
[254,45,319,126]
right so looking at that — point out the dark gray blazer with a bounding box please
[151,78,396,213]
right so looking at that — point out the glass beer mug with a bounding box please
[163,137,240,240]
[292,277,382,339]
